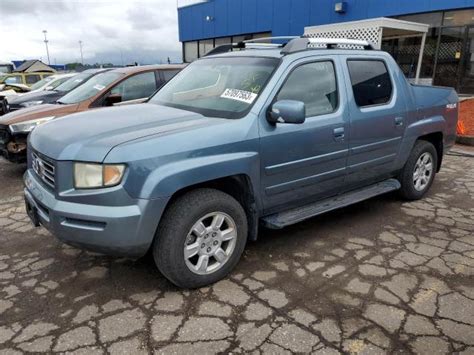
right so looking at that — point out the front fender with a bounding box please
[395,115,446,170]
[139,152,260,201]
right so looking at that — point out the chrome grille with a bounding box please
[32,152,55,189]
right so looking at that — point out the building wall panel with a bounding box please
[179,0,474,41]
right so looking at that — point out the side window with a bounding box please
[5,75,22,84]
[276,61,338,117]
[26,74,41,84]
[347,60,393,107]
[110,71,157,102]
[162,70,180,82]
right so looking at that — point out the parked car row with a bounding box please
[5,70,105,113]
[0,72,54,87]
[0,64,185,162]
[1,73,76,104]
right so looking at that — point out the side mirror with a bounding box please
[105,93,122,106]
[45,86,54,90]
[267,100,306,124]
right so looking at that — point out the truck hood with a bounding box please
[30,103,225,162]
[0,103,78,124]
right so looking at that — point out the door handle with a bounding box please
[333,127,345,141]
[394,117,404,126]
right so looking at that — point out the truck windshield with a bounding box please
[149,57,280,119]
[58,72,121,104]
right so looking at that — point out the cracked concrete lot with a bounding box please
[1,152,474,354]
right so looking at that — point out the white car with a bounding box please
[0,73,76,100]
[27,73,77,93]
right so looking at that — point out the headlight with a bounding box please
[22,100,44,108]
[9,116,55,134]
[74,163,126,189]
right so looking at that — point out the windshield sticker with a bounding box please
[93,84,105,91]
[221,88,257,104]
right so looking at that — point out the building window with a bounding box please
[183,32,272,62]
[199,39,214,57]
[251,32,272,43]
[232,34,253,43]
[433,27,465,88]
[397,12,443,28]
[382,28,439,79]
[347,60,393,107]
[214,37,231,47]
[443,9,474,26]
[184,41,198,62]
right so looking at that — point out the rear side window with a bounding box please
[4,75,22,84]
[276,61,338,117]
[347,60,392,107]
[162,70,180,82]
[110,71,157,101]
[26,74,41,84]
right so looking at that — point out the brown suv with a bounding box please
[0,64,185,162]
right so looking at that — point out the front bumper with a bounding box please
[24,169,167,257]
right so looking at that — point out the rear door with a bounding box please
[259,56,350,213]
[343,56,408,188]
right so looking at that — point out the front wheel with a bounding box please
[153,188,248,288]
[399,140,438,200]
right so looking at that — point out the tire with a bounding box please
[153,188,248,289]
[399,140,438,200]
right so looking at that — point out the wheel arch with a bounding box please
[398,115,446,173]
[417,131,443,172]
[166,174,260,242]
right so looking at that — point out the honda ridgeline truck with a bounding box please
[24,38,458,288]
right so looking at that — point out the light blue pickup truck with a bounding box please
[24,38,458,288]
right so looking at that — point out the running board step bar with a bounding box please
[262,178,401,229]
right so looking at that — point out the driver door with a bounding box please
[259,57,350,214]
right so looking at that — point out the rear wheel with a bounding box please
[399,140,438,200]
[153,188,248,288]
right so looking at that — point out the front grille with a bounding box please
[32,152,56,189]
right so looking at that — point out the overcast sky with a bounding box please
[0,0,182,65]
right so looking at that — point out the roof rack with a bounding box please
[204,36,374,57]
[204,37,293,57]
[281,37,374,54]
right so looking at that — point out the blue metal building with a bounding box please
[178,0,474,93]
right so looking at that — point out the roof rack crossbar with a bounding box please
[281,37,374,54]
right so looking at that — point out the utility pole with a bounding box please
[79,40,84,65]
[42,30,50,65]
